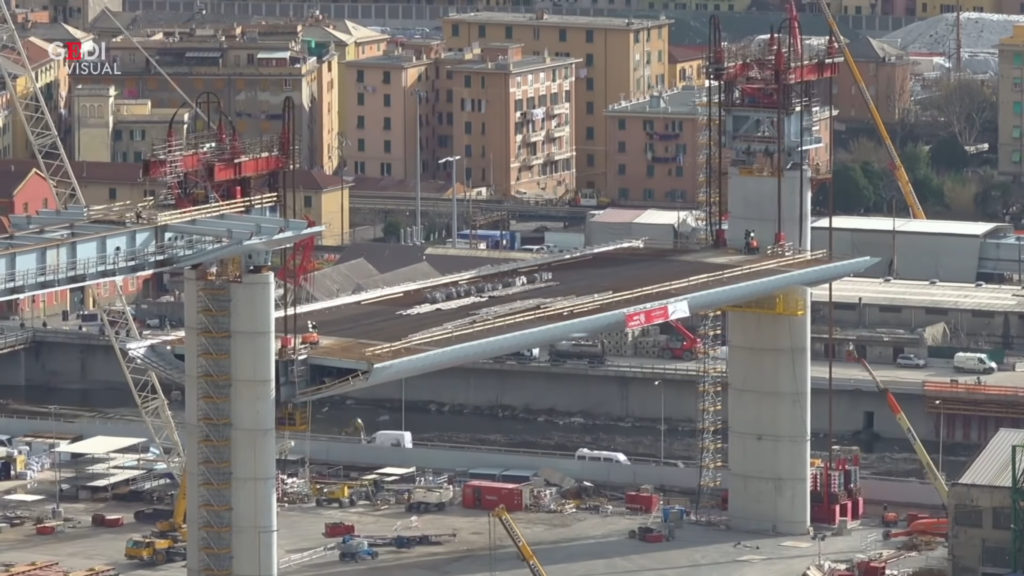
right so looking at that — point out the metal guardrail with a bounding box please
[154,193,280,225]
[0,329,33,352]
[366,250,830,357]
[278,543,337,569]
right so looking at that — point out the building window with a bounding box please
[357,115,365,129]
[356,70,365,83]
[357,93,365,106]
[380,162,392,177]
[586,78,594,91]
[954,505,983,528]
[585,126,594,140]
[643,188,654,201]
[618,118,627,131]
[357,138,365,152]
[283,79,292,90]
[618,164,627,175]
[618,188,630,201]
[972,311,996,319]
[646,165,655,178]
[1015,52,1024,66]
[303,195,313,209]
[133,151,143,162]
[586,29,594,43]
[465,121,472,135]
[586,153,595,167]
[477,24,487,38]
[992,507,1013,530]
[42,198,48,209]
[465,166,472,183]
[108,188,117,201]
[505,25,513,40]
[382,71,391,85]
[1014,126,1022,139]
[1015,150,1023,164]
[878,306,902,314]
[383,117,392,131]
[585,54,594,67]
[981,541,1011,569]
[675,166,684,177]
[451,24,460,37]
[558,28,568,42]
[1015,101,1023,116]
[833,303,858,312]
[586,102,594,115]
[384,140,391,153]
[480,76,486,89]
[385,94,393,107]
[617,141,626,153]
[113,129,123,141]
[21,201,28,213]
[923,307,946,315]
[465,144,472,158]
[464,75,472,88]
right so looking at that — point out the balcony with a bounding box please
[550,103,571,115]
[524,130,546,143]
[545,150,573,162]
[646,131,681,142]
[547,125,571,139]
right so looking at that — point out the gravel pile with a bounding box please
[882,12,1024,53]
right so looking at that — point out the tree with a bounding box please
[921,78,997,145]
[832,163,875,213]
[973,176,1017,222]
[928,135,970,174]
[382,219,402,242]
[899,144,947,209]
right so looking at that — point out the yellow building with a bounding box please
[342,53,432,180]
[70,85,188,164]
[71,32,341,175]
[547,0,752,10]
[293,169,351,246]
[998,25,1024,178]
[444,44,579,201]
[0,91,14,159]
[443,10,672,198]
[668,45,704,88]
[0,37,68,160]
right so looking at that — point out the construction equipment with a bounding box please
[354,532,457,548]
[815,0,927,220]
[313,481,356,508]
[882,511,900,527]
[491,504,547,576]
[337,538,379,562]
[660,320,702,361]
[124,535,187,565]
[742,229,760,255]
[406,484,454,513]
[882,517,949,541]
[857,358,949,510]
[548,339,605,366]
[275,403,310,433]
[322,521,357,539]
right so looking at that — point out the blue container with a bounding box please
[662,505,688,523]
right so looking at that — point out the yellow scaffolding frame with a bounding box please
[723,288,806,317]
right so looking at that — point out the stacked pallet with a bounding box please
[600,326,661,357]
[634,335,670,358]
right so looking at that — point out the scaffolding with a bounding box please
[694,310,726,523]
[1012,444,1024,573]
[194,278,233,576]
[695,86,723,247]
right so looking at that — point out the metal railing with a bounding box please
[0,330,33,352]
[366,250,830,357]
[154,193,279,225]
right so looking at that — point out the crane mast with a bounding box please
[491,505,548,576]
[857,358,949,507]
[816,0,927,220]
[0,1,86,207]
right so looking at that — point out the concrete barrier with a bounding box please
[0,414,943,507]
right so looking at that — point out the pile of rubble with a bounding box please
[882,12,1024,53]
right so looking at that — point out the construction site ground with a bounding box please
[0,475,947,576]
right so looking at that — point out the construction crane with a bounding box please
[491,505,547,576]
[0,1,86,207]
[815,0,927,220]
[856,358,948,507]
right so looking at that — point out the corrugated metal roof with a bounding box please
[590,208,646,223]
[956,428,1024,487]
[632,209,693,226]
[811,216,1011,237]
[810,277,1024,312]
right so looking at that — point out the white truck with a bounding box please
[405,485,454,513]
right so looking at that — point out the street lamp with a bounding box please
[414,90,427,244]
[438,156,462,246]
[935,399,945,477]
[49,405,61,517]
[811,532,827,565]
[654,380,664,463]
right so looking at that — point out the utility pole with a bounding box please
[439,156,461,246]
[414,90,426,243]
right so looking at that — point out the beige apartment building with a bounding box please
[442,44,579,200]
[443,11,672,196]
[834,37,911,126]
[0,91,13,159]
[70,85,189,164]
[71,31,341,175]
[999,25,1024,179]
[605,88,708,205]
[342,54,432,180]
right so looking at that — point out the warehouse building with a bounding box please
[810,277,1024,351]
[809,216,1016,284]
[948,428,1024,576]
[584,208,705,248]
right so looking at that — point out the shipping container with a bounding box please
[625,492,661,514]
[462,480,524,512]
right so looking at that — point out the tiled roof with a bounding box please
[351,176,452,197]
[294,169,347,192]
[0,165,39,200]
[669,45,704,62]
[0,160,144,184]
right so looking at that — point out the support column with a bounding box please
[183,269,201,576]
[230,271,278,576]
[727,306,811,534]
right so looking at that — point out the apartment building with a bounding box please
[14,0,121,30]
[70,85,188,164]
[604,88,708,205]
[538,0,754,10]
[998,25,1024,179]
[833,37,911,126]
[0,91,13,159]
[0,37,68,160]
[0,159,150,205]
[443,10,672,196]
[70,31,341,175]
[668,45,704,89]
[443,44,579,200]
[342,53,433,180]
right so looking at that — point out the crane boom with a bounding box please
[816,0,927,220]
[491,505,548,576]
[856,358,948,507]
[0,3,86,207]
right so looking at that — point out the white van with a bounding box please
[574,448,630,465]
[953,352,998,375]
[367,430,413,448]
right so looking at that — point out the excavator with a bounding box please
[856,358,949,541]
[491,505,547,576]
[125,476,187,564]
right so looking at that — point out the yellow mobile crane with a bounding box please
[491,505,548,576]
[125,479,187,564]
[816,0,928,220]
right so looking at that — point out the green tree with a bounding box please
[920,78,997,145]
[928,135,970,174]
[832,163,874,213]
[899,144,947,209]
[974,177,1016,221]
[382,219,402,242]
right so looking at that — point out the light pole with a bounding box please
[935,399,945,477]
[414,90,426,243]
[401,378,406,431]
[654,380,664,463]
[1017,236,1022,286]
[438,156,461,246]
[49,405,61,514]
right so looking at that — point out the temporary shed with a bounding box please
[585,208,702,247]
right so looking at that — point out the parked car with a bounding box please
[895,354,927,368]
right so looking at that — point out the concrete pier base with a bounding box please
[726,298,812,535]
